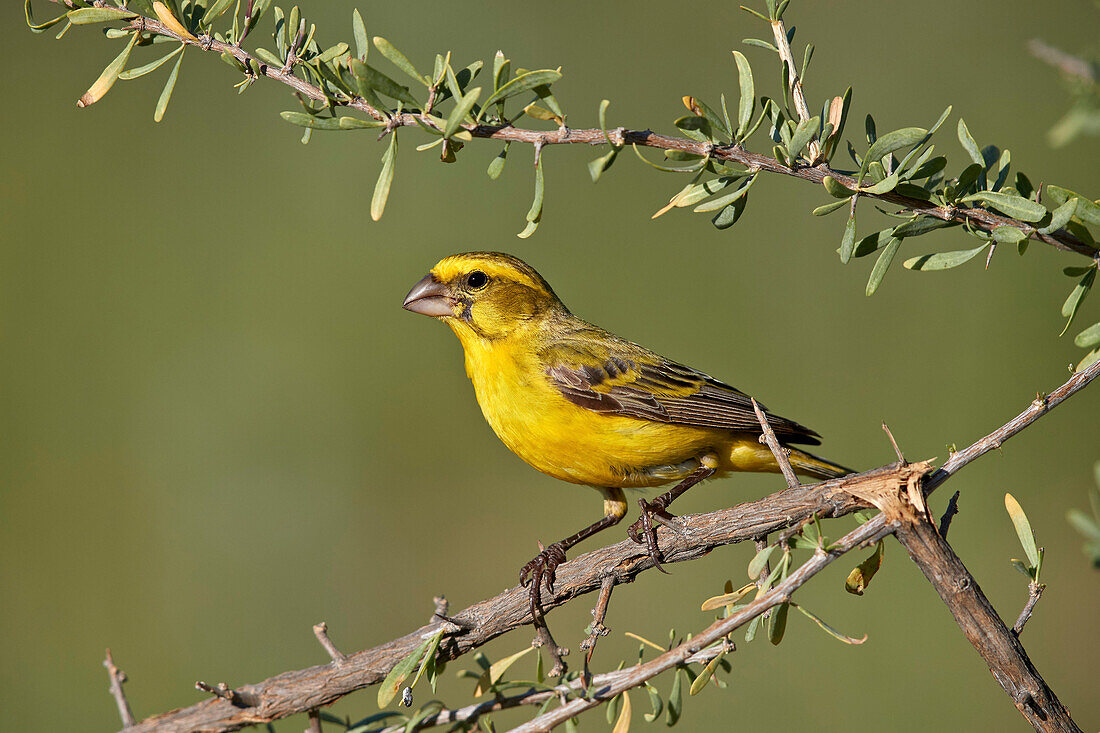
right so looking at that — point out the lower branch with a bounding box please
[121,469,886,733]
[380,645,726,733]
[512,516,894,732]
[894,513,1080,732]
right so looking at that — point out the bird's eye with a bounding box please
[466,270,489,289]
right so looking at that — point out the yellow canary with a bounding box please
[403,252,850,595]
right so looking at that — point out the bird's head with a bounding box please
[402,252,566,341]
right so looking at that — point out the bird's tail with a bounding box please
[787,448,854,480]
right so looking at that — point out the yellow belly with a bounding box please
[462,337,783,488]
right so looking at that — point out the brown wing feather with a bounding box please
[542,328,822,446]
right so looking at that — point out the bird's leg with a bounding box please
[520,489,627,609]
[627,464,716,569]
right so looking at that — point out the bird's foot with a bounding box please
[626,498,684,573]
[520,541,569,598]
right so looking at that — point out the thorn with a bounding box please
[104,649,136,728]
[313,622,348,665]
[881,422,906,465]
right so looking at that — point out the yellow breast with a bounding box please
[453,327,730,488]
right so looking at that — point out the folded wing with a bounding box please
[543,328,821,446]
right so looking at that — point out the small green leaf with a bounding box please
[861,171,899,195]
[852,229,895,258]
[903,244,987,271]
[378,632,430,708]
[731,51,755,140]
[352,9,369,59]
[793,604,867,644]
[444,87,481,138]
[119,43,184,80]
[908,154,947,181]
[252,47,283,67]
[665,669,683,726]
[711,195,749,229]
[692,173,757,213]
[865,237,901,296]
[517,155,544,239]
[1078,348,1100,374]
[960,191,1047,223]
[788,115,819,160]
[1045,185,1100,227]
[688,97,732,141]
[1060,268,1095,335]
[474,646,533,696]
[153,45,184,122]
[957,118,984,167]
[67,7,136,24]
[492,51,510,93]
[407,630,444,692]
[822,175,851,198]
[487,143,509,180]
[1009,558,1033,578]
[768,602,789,645]
[1005,493,1040,569]
[674,115,713,143]
[858,127,927,185]
[351,59,419,106]
[839,202,857,264]
[1037,197,1079,235]
[744,614,762,643]
[280,111,384,130]
[78,31,139,108]
[1075,321,1100,349]
[372,36,427,85]
[371,132,398,222]
[588,150,619,183]
[316,42,350,65]
[689,652,725,695]
[953,163,984,199]
[742,37,778,52]
[480,70,562,118]
[991,226,1027,245]
[643,683,664,723]
[747,545,775,579]
[892,216,953,238]
[201,0,236,27]
[813,199,849,217]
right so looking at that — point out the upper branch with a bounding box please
[48,1,1098,259]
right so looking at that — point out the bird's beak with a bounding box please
[402,274,456,318]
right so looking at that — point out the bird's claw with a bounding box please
[627,498,682,574]
[519,542,569,596]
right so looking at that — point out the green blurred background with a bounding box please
[3,0,1098,730]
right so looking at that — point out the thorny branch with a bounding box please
[48,0,1098,259]
[770,16,822,162]
[894,514,1079,732]
[1014,582,1047,636]
[107,359,1099,732]
[514,516,895,732]
[378,646,727,733]
[752,398,800,489]
[104,649,136,728]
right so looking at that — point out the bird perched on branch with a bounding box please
[403,252,851,607]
